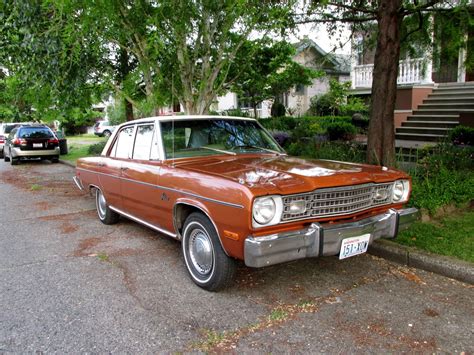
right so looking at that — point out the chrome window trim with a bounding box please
[76,167,244,209]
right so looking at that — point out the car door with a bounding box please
[98,125,135,210]
[120,122,163,226]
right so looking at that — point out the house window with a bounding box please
[237,94,262,110]
[295,84,305,95]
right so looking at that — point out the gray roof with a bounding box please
[293,38,350,75]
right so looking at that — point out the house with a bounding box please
[214,38,351,118]
[350,12,474,145]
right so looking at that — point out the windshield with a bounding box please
[161,118,284,159]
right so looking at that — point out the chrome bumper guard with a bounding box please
[244,208,419,268]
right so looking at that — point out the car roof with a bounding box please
[117,115,256,128]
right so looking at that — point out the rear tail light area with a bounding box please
[0,135,4,143]
[13,138,27,146]
[48,138,59,145]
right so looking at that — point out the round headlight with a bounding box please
[393,180,406,202]
[253,197,276,225]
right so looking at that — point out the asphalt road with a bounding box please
[0,160,473,353]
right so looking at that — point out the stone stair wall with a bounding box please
[395,82,474,142]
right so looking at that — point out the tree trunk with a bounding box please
[125,99,134,121]
[366,0,403,167]
[119,47,134,121]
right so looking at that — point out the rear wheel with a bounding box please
[182,212,236,291]
[95,188,120,225]
[3,151,9,162]
[103,130,111,138]
[10,151,19,165]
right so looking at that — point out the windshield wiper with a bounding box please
[232,145,286,156]
[181,146,236,156]
[201,146,236,155]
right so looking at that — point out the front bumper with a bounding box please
[244,208,419,268]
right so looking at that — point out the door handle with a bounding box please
[121,167,129,171]
[97,163,105,167]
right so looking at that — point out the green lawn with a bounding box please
[61,135,106,163]
[395,210,474,263]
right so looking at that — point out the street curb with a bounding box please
[369,239,474,285]
[59,159,76,169]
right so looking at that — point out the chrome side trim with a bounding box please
[76,167,244,209]
[109,205,178,239]
[72,176,84,191]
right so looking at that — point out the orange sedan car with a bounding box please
[74,116,418,291]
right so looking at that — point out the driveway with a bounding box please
[0,160,472,352]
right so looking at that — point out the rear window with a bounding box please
[19,127,54,139]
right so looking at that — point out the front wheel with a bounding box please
[182,212,236,291]
[95,188,120,225]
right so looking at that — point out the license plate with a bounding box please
[33,143,43,148]
[339,234,371,260]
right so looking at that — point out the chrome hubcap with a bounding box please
[97,190,107,219]
[189,229,213,275]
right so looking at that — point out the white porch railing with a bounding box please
[353,58,432,88]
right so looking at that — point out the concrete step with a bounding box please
[423,96,474,104]
[419,103,474,109]
[432,87,474,94]
[402,120,459,128]
[437,82,474,88]
[413,108,474,115]
[407,114,460,121]
[395,132,446,142]
[428,91,474,99]
[396,127,452,135]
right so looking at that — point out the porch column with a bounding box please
[457,34,468,82]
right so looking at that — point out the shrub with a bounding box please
[259,116,297,131]
[340,97,370,118]
[271,102,286,117]
[408,143,474,213]
[286,140,366,163]
[88,141,107,155]
[272,131,290,147]
[309,94,334,116]
[449,126,474,146]
[326,122,357,141]
[224,108,250,117]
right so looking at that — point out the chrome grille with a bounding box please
[282,183,393,222]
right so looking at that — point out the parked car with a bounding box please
[4,124,60,165]
[74,116,418,291]
[93,120,116,137]
[0,123,24,158]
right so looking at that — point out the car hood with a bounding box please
[172,155,408,195]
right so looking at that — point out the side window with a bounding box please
[113,126,135,159]
[132,124,155,160]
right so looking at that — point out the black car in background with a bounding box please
[3,124,60,165]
